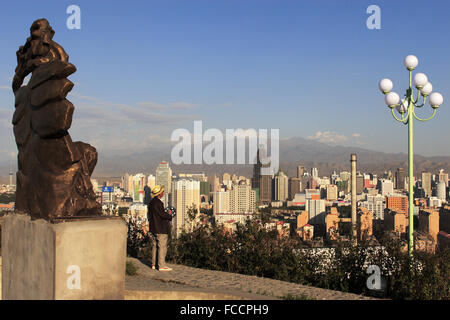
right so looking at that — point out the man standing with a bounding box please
[147,185,173,271]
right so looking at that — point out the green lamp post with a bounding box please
[379,55,444,255]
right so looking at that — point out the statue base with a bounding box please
[1,213,127,300]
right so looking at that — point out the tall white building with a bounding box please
[213,190,230,214]
[439,169,449,188]
[381,179,394,196]
[156,162,172,207]
[147,174,156,189]
[437,181,446,203]
[311,167,319,179]
[306,199,325,224]
[229,183,256,214]
[213,183,256,218]
[172,179,200,238]
[360,194,385,220]
[326,185,338,201]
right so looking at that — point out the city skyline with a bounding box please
[1,0,450,172]
[1,1,449,303]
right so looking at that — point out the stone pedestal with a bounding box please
[1,214,127,300]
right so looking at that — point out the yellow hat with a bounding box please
[151,185,164,197]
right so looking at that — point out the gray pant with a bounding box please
[151,233,168,268]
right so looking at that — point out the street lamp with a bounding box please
[379,55,443,256]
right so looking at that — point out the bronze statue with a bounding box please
[12,19,101,220]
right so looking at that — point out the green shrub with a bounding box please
[125,212,449,299]
[126,261,138,276]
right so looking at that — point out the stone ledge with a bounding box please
[126,257,379,300]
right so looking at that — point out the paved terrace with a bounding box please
[125,257,378,300]
[0,256,378,299]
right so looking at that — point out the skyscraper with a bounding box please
[156,161,172,207]
[260,175,273,204]
[288,177,302,200]
[122,173,130,191]
[229,183,257,214]
[421,172,432,197]
[395,168,405,190]
[297,165,305,179]
[274,171,289,202]
[253,147,272,204]
[351,154,357,235]
[213,190,230,214]
[9,158,13,187]
[437,181,446,202]
[306,199,326,224]
[356,174,364,194]
[311,167,318,179]
[172,178,200,237]
[439,169,449,188]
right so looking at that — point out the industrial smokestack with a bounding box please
[351,154,357,237]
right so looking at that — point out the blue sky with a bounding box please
[0,0,450,163]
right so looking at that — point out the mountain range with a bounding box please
[93,137,450,181]
[1,137,449,184]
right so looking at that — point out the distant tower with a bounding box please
[297,165,305,178]
[395,168,405,190]
[351,154,357,237]
[9,158,13,187]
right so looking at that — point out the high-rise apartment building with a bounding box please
[156,162,172,207]
[386,195,408,214]
[381,179,394,196]
[306,199,326,224]
[360,194,385,220]
[213,190,230,214]
[274,171,289,202]
[213,183,256,215]
[172,179,200,238]
[326,185,338,201]
[229,183,256,214]
[437,181,446,203]
[439,169,449,188]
